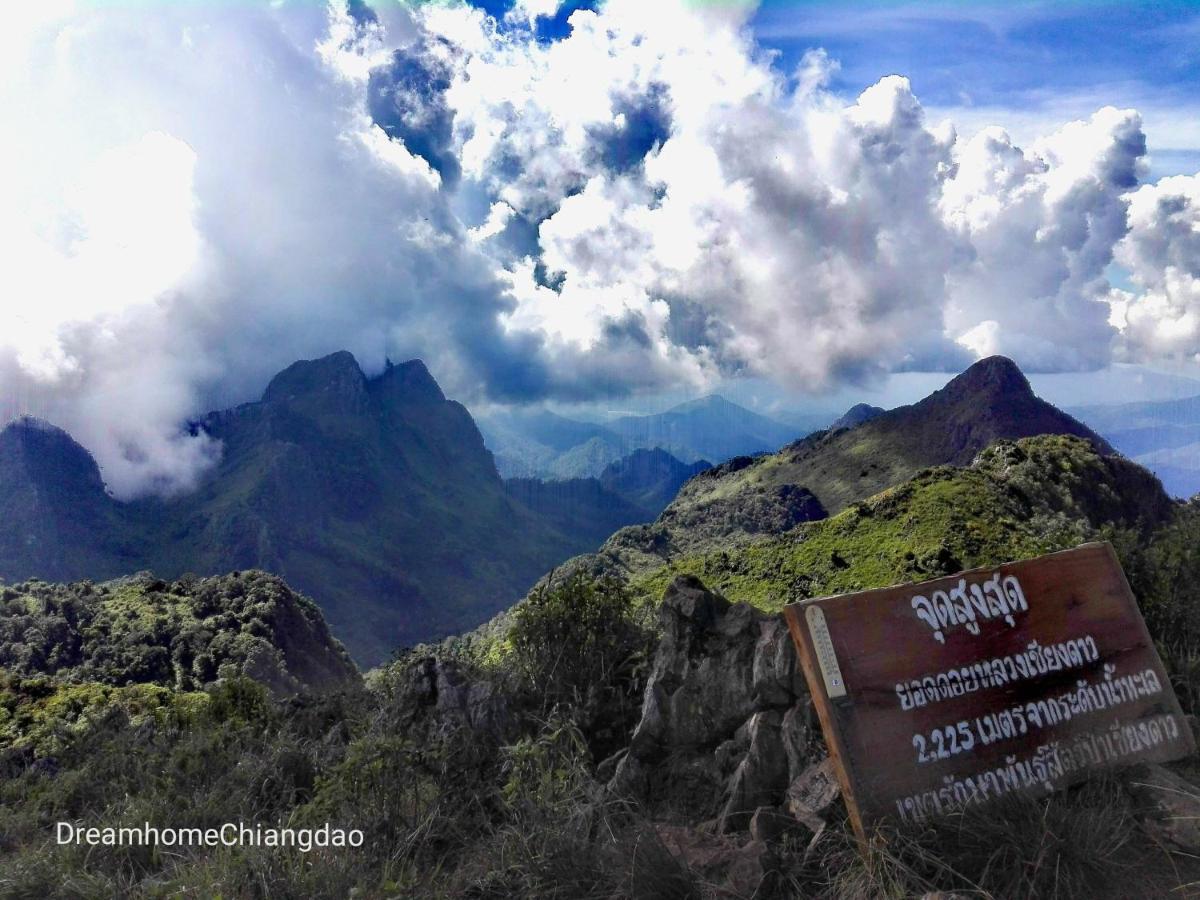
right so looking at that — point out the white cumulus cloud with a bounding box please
[1117,174,1200,362]
[1,0,1198,498]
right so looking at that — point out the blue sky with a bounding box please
[749,0,1200,178]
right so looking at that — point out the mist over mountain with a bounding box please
[0,353,1157,670]
[503,477,648,551]
[7,0,1200,893]
[7,347,1200,897]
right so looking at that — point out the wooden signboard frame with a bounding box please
[783,542,1195,842]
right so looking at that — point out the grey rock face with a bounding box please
[609,575,817,828]
[399,655,514,742]
[784,757,841,834]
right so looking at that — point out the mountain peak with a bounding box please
[670,394,732,414]
[2,415,72,442]
[0,416,107,499]
[831,403,885,431]
[371,358,446,405]
[938,355,1032,403]
[262,351,368,409]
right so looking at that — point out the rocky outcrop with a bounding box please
[608,575,826,835]
[400,655,515,742]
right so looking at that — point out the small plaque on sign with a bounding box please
[806,604,847,699]
[783,542,1195,841]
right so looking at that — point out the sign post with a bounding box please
[783,542,1195,842]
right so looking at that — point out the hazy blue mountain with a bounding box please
[0,417,139,582]
[605,394,797,463]
[1123,445,1200,499]
[487,408,615,452]
[1070,395,1200,498]
[502,448,713,548]
[477,394,800,479]
[597,448,712,515]
[475,408,617,478]
[1070,395,1200,434]
[504,477,648,549]
[544,434,629,479]
[765,409,838,435]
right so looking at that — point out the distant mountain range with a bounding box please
[502,448,712,551]
[1070,395,1200,499]
[476,395,803,479]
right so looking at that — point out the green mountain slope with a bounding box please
[633,434,1173,608]
[668,355,1109,522]
[145,354,601,666]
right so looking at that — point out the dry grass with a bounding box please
[787,775,1153,900]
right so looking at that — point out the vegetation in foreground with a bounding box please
[1,435,1200,898]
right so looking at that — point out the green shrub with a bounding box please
[507,574,652,759]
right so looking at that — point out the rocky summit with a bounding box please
[671,355,1113,521]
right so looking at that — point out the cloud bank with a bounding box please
[1,0,1198,497]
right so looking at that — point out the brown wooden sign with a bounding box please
[783,542,1195,840]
